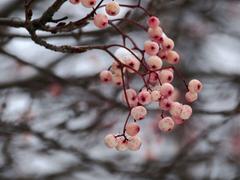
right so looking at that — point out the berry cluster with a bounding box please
[69,0,203,151]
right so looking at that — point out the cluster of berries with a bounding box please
[69,0,203,151]
[70,0,120,29]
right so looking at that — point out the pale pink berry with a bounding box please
[159,98,172,111]
[162,36,175,50]
[81,0,96,7]
[111,60,124,76]
[131,106,147,120]
[144,40,159,56]
[160,83,174,97]
[112,75,123,86]
[147,56,163,71]
[180,105,192,120]
[148,27,163,43]
[93,14,108,29]
[147,72,159,85]
[116,137,128,151]
[125,57,140,73]
[104,134,117,148]
[188,79,203,93]
[172,116,184,125]
[170,102,183,117]
[185,91,198,103]
[122,89,138,107]
[166,50,180,64]
[159,69,174,83]
[126,123,140,136]
[147,16,160,28]
[105,1,120,16]
[158,50,168,59]
[100,70,112,83]
[138,90,152,105]
[151,90,161,101]
[158,117,175,132]
[127,136,142,151]
[69,0,81,4]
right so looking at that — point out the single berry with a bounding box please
[158,117,175,132]
[185,91,198,102]
[147,56,163,71]
[126,123,140,136]
[104,134,118,148]
[127,136,142,151]
[159,69,174,83]
[105,1,120,16]
[151,90,161,101]
[94,14,108,29]
[122,89,138,107]
[180,105,192,120]
[138,90,152,105]
[147,16,160,28]
[188,79,203,93]
[160,83,174,97]
[131,106,147,120]
[100,70,112,83]
[81,0,96,8]
[169,102,183,117]
[166,50,180,64]
[144,40,159,56]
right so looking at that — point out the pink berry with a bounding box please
[151,90,161,101]
[162,36,175,50]
[185,91,198,103]
[159,98,172,111]
[138,90,152,105]
[147,16,160,28]
[160,83,174,97]
[169,102,183,117]
[159,69,174,83]
[100,70,112,83]
[94,14,108,29]
[126,123,140,136]
[188,79,203,93]
[116,137,128,151]
[147,72,159,85]
[158,117,175,132]
[105,1,120,16]
[104,134,117,148]
[125,57,140,73]
[148,27,163,43]
[122,89,138,107]
[144,40,159,56]
[127,136,142,151]
[147,56,163,71]
[111,60,124,76]
[69,0,81,4]
[166,50,180,64]
[131,106,147,120]
[180,105,192,120]
[172,116,184,125]
[81,0,96,7]
[158,50,168,60]
[112,75,123,86]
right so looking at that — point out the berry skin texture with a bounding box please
[160,83,174,97]
[127,136,142,151]
[122,89,138,107]
[126,123,140,136]
[104,134,117,148]
[170,102,183,117]
[159,98,172,111]
[180,105,192,120]
[69,0,81,4]
[188,79,203,93]
[105,1,120,16]
[81,0,96,8]
[116,138,128,151]
[147,56,163,71]
[159,69,174,83]
[147,16,160,28]
[93,14,108,29]
[138,90,152,105]
[131,106,147,120]
[162,36,175,50]
[151,90,161,101]
[144,40,159,56]
[148,27,163,43]
[158,117,175,132]
[166,51,180,64]
[185,91,198,103]
[100,70,112,83]
[125,57,140,73]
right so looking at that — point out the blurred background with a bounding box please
[0,0,240,179]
